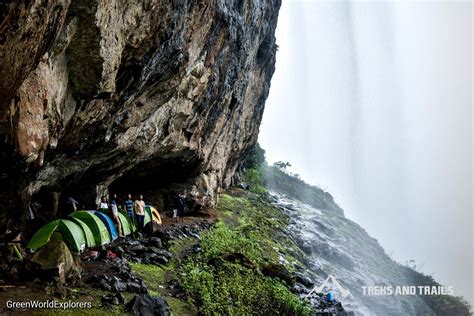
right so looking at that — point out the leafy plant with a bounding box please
[242,168,267,194]
[178,223,310,315]
[242,143,266,169]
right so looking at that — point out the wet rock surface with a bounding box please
[82,222,210,292]
[306,293,353,316]
[270,192,470,315]
[0,219,212,314]
[126,294,170,316]
[0,0,281,233]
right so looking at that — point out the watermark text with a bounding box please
[362,285,454,296]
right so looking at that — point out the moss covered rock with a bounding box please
[30,239,80,283]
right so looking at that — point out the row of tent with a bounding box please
[27,206,162,253]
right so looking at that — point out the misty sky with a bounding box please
[259,0,472,303]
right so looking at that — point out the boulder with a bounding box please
[295,271,315,288]
[261,263,294,287]
[144,222,161,236]
[102,293,125,305]
[111,276,127,292]
[30,239,79,283]
[147,237,163,248]
[126,294,170,316]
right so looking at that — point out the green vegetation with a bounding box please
[240,143,342,214]
[173,152,310,315]
[178,223,310,315]
[129,241,198,315]
[242,142,266,170]
[130,263,168,295]
[242,168,267,195]
[401,265,471,315]
[263,164,342,214]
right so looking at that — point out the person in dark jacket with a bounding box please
[176,193,185,222]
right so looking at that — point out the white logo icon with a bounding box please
[306,274,354,299]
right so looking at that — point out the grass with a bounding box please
[177,190,312,315]
[127,196,311,315]
[179,223,310,315]
[129,239,199,316]
[263,165,344,215]
[129,263,168,295]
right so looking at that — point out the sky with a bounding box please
[259,0,472,303]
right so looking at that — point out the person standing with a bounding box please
[110,198,123,237]
[124,193,135,225]
[98,196,109,210]
[134,194,146,231]
[177,193,185,222]
[112,193,123,209]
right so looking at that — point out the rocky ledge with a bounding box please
[0,1,281,233]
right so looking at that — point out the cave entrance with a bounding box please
[109,153,203,215]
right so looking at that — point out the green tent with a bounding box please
[117,213,132,235]
[144,206,152,226]
[27,221,60,250]
[97,208,135,235]
[118,208,136,232]
[69,217,96,247]
[70,211,110,245]
[27,219,87,253]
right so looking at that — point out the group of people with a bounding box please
[97,192,188,236]
[98,193,146,236]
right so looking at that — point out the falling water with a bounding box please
[260,1,472,303]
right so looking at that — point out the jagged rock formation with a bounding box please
[0,1,281,232]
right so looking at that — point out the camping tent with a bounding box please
[70,211,110,245]
[149,206,162,224]
[69,217,96,247]
[144,206,152,226]
[117,212,133,235]
[117,207,136,232]
[27,219,87,252]
[98,208,136,234]
[119,209,136,232]
[144,206,162,225]
[94,211,119,240]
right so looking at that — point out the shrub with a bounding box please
[242,143,266,169]
[263,165,343,214]
[242,168,267,194]
[178,223,310,315]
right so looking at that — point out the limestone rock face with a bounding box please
[0,1,281,231]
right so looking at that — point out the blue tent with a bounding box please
[94,211,118,241]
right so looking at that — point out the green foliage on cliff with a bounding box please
[241,143,342,213]
[401,265,471,315]
[176,189,310,315]
[179,223,310,315]
[263,164,343,214]
[242,143,266,169]
[242,168,267,195]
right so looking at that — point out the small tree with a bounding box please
[273,161,291,171]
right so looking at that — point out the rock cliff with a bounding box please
[0,1,281,232]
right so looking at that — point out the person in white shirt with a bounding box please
[134,194,146,231]
[98,196,109,210]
